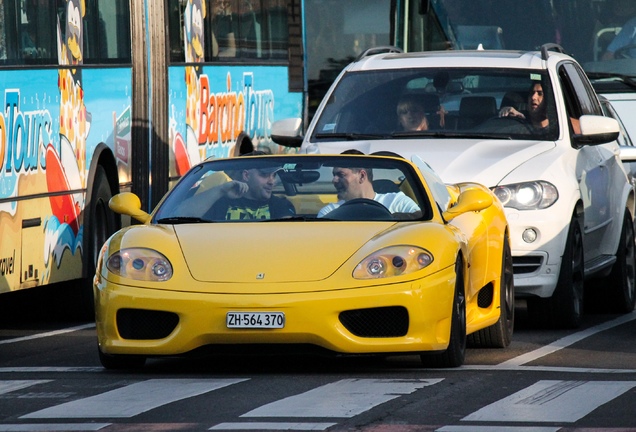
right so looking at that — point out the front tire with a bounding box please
[528,214,584,328]
[421,257,466,367]
[98,348,146,370]
[468,234,514,348]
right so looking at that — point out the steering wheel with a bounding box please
[613,44,636,59]
[327,198,392,221]
[478,115,535,134]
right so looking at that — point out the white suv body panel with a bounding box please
[296,49,634,301]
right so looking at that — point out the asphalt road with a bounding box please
[1,285,636,431]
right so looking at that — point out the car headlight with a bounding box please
[492,181,558,210]
[106,248,173,281]
[353,246,433,279]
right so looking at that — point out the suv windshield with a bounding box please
[312,68,558,142]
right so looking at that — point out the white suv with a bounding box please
[272,45,636,328]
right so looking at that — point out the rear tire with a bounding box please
[607,210,636,313]
[467,235,514,348]
[421,257,466,368]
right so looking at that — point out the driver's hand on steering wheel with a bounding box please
[499,106,525,119]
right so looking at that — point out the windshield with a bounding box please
[410,0,636,80]
[153,155,432,223]
[311,68,558,141]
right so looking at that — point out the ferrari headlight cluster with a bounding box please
[353,246,433,279]
[106,248,173,281]
[492,181,558,210]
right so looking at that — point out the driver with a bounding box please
[317,163,420,218]
[499,81,550,132]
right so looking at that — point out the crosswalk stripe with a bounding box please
[20,378,249,419]
[462,380,636,423]
[0,424,110,431]
[241,378,443,418]
[0,380,51,395]
[210,422,337,430]
[437,427,561,431]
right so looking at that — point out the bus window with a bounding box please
[169,0,288,62]
[0,0,57,65]
[82,0,131,63]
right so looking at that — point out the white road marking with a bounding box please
[0,367,102,373]
[0,424,110,431]
[20,378,248,419]
[462,380,636,423]
[0,324,95,345]
[210,422,336,430]
[0,380,50,395]
[499,311,636,367]
[241,378,442,418]
[437,427,560,432]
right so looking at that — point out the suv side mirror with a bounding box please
[271,118,304,147]
[572,115,620,148]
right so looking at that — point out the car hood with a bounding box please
[311,138,555,186]
[175,222,395,283]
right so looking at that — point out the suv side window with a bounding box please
[559,62,602,117]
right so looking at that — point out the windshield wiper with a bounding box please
[314,132,389,141]
[259,216,325,222]
[392,131,510,140]
[155,216,213,224]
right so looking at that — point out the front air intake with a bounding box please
[116,308,179,340]
[339,306,409,337]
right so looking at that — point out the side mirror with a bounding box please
[572,115,620,148]
[442,186,493,222]
[620,145,636,163]
[109,192,151,224]
[271,118,303,147]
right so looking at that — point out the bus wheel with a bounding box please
[74,166,116,321]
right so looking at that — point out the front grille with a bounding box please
[116,308,179,340]
[339,306,409,338]
[512,255,543,274]
[477,283,494,308]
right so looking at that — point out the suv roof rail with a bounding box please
[540,43,566,60]
[356,46,404,61]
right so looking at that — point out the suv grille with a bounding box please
[512,256,543,274]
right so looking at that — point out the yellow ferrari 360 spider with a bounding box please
[94,153,513,369]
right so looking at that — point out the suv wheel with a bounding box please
[528,214,584,328]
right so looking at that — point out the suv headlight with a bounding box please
[353,246,433,279]
[493,181,558,210]
[106,248,173,281]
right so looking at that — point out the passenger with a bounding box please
[211,0,237,57]
[499,82,550,132]
[183,151,295,220]
[396,94,429,131]
[317,161,420,218]
[601,0,636,60]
